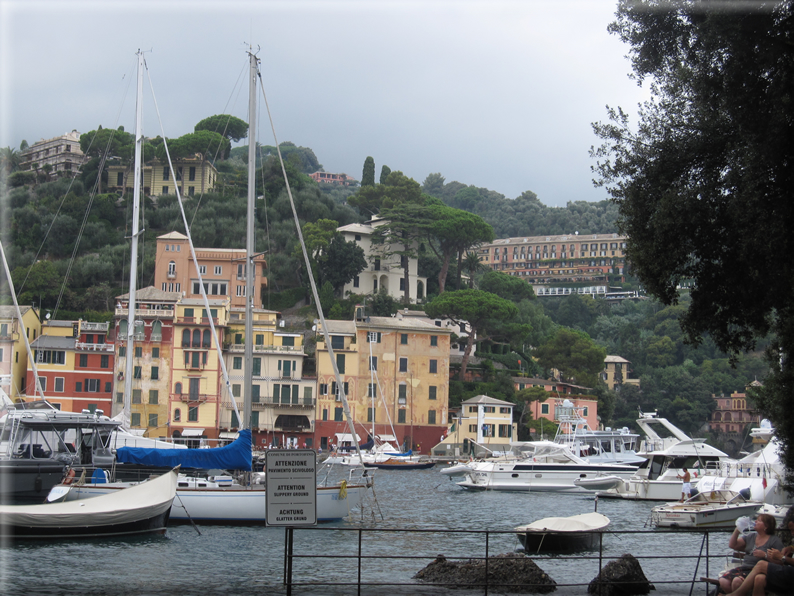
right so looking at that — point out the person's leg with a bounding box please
[751,573,766,596]
[726,561,768,596]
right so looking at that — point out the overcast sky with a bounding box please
[0,0,647,208]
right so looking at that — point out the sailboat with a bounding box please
[50,50,372,523]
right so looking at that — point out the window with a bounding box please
[79,354,88,367]
[428,410,436,425]
[353,276,359,288]
[116,392,123,403]
[399,278,405,291]
[401,333,408,345]
[250,411,259,428]
[54,377,64,392]
[188,186,195,196]
[319,383,328,395]
[336,354,345,374]
[189,166,196,181]
[100,355,109,368]
[233,357,242,370]
[398,410,406,423]
[131,413,141,427]
[252,358,261,376]
[429,359,438,374]
[498,424,512,438]
[369,356,377,371]
[374,258,380,271]
[135,347,142,358]
[367,407,374,423]
[134,366,141,379]
[117,172,124,186]
[105,381,111,392]
[174,409,181,422]
[152,347,160,358]
[541,403,549,415]
[163,166,169,180]
[175,382,183,395]
[334,407,344,422]
[252,385,260,403]
[86,378,100,392]
[399,357,407,372]
[430,335,438,347]
[148,414,158,428]
[367,383,377,398]
[214,266,222,275]
[232,384,241,397]
[151,366,159,380]
[188,406,198,422]
[132,389,142,404]
[482,424,494,437]
[331,335,345,350]
[149,390,158,405]
[398,384,407,401]
[282,336,295,347]
[429,386,437,400]
[176,166,183,181]
[199,265,207,275]
[162,186,169,195]
[168,261,176,276]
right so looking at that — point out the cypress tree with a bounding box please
[379,165,391,185]
[361,156,375,187]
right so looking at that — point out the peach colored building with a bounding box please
[153,231,267,310]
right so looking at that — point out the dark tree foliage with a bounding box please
[361,156,376,187]
[318,235,367,293]
[478,270,535,303]
[590,0,794,481]
[194,114,249,142]
[379,165,391,185]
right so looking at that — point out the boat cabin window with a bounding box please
[648,456,665,480]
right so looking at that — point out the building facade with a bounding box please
[314,314,451,453]
[112,287,180,439]
[153,231,267,310]
[25,319,114,413]
[602,355,641,390]
[433,395,516,456]
[0,305,40,399]
[308,171,355,186]
[709,391,760,434]
[19,130,85,176]
[337,218,428,303]
[479,233,628,291]
[220,308,315,448]
[106,156,218,198]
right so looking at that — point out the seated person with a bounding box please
[720,513,782,594]
[726,506,794,596]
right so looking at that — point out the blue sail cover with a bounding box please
[116,429,252,471]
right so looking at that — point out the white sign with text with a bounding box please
[265,450,317,526]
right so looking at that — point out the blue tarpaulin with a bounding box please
[116,429,252,471]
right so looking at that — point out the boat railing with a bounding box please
[274,525,746,595]
[700,461,779,479]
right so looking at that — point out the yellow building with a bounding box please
[314,313,451,453]
[169,298,230,441]
[113,287,181,439]
[602,355,640,390]
[221,308,316,448]
[0,305,41,399]
[106,155,218,197]
[433,395,517,456]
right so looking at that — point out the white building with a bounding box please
[337,218,427,303]
[19,130,85,175]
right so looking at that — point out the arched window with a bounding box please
[173,408,181,422]
[182,329,190,347]
[175,382,182,395]
[192,329,201,348]
[152,320,162,341]
[725,412,733,422]
[202,329,211,348]
[168,261,176,276]
[713,412,722,421]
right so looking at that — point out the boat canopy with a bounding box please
[116,429,252,471]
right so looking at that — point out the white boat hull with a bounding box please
[596,479,688,501]
[457,463,636,492]
[58,482,368,523]
[651,501,762,529]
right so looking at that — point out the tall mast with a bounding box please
[123,50,144,425]
[243,50,258,431]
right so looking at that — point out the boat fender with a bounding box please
[63,468,76,485]
[338,480,347,500]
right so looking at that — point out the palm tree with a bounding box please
[0,146,20,175]
[463,251,483,288]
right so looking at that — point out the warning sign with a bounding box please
[265,450,317,526]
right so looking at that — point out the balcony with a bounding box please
[225,344,304,354]
[115,308,175,319]
[177,317,221,326]
[81,321,109,332]
[75,342,115,352]
[173,393,211,404]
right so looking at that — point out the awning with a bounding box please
[181,428,205,437]
[334,433,360,443]
[219,432,239,439]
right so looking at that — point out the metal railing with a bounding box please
[274,526,730,596]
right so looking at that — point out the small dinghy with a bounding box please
[573,475,625,491]
[515,512,610,553]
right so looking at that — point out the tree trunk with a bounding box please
[438,251,452,294]
[403,252,411,304]
[459,328,476,381]
[455,249,464,289]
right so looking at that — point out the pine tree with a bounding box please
[361,156,375,187]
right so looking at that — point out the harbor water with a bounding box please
[1,466,731,595]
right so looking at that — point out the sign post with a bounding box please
[265,450,317,526]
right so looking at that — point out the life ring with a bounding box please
[63,468,76,485]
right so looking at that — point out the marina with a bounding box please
[1,466,742,595]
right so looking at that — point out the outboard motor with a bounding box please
[739,488,752,500]
[690,487,699,498]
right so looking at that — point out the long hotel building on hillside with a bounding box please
[479,233,628,296]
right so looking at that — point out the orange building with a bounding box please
[709,390,760,434]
